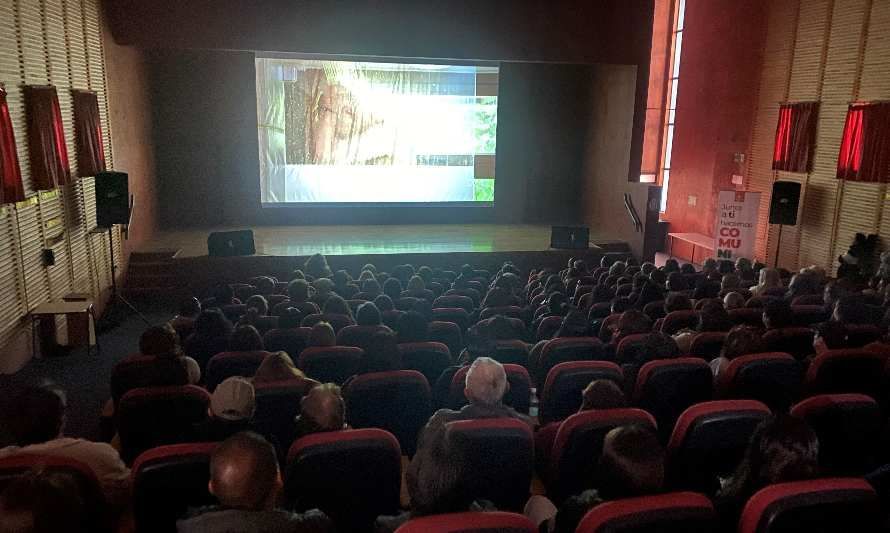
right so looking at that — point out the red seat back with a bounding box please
[804,348,889,399]
[643,300,667,321]
[633,358,713,441]
[537,337,606,386]
[286,429,401,531]
[297,346,363,385]
[576,492,716,533]
[432,295,475,313]
[205,350,270,390]
[395,511,536,533]
[761,327,815,360]
[739,478,879,533]
[300,312,355,332]
[536,315,564,341]
[431,308,471,332]
[429,320,464,359]
[0,454,98,494]
[716,352,802,411]
[252,378,318,453]
[689,332,728,360]
[493,339,530,367]
[110,354,188,404]
[398,341,452,386]
[729,307,765,327]
[845,324,883,348]
[262,327,311,360]
[661,310,698,335]
[480,306,524,321]
[131,443,219,533]
[790,305,829,327]
[336,324,390,352]
[539,361,623,425]
[615,333,651,362]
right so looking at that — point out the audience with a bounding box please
[185,309,234,371]
[710,325,762,377]
[751,267,782,297]
[228,325,265,352]
[723,291,746,310]
[252,351,314,383]
[580,379,628,411]
[0,468,111,533]
[170,297,201,341]
[199,377,256,441]
[812,321,848,354]
[396,310,430,344]
[272,279,318,317]
[308,322,336,347]
[138,323,201,384]
[177,432,331,532]
[292,383,347,442]
[763,299,793,330]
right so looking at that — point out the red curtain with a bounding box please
[72,90,106,177]
[24,85,70,190]
[0,87,25,203]
[837,102,890,182]
[772,102,818,172]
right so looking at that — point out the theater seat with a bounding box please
[493,339,530,367]
[205,350,270,390]
[576,492,716,533]
[344,370,432,455]
[285,429,402,531]
[633,358,713,441]
[539,361,623,425]
[336,324,391,352]
[536,315,564,341]
[445,287,481,307]
[790,305,829,327]
[110,354,188,405]
[432,295,475,313]
[715,352,802,412]
[537,337,606,386]
[445,419,534,511]
[432,308,471,332]
[661,310,699,335]
[117,385,210,464]
[667,400,770,494]
[300,312,355,332]
[262,326,311,359]
[791,294,824,306]
[394,511,537,533]
[297,346,363,385]
[761,327,815,360]
[643,300,667,321]
[739,478,879,533]
[252,378,318,456]
[449,364,531,414]
[790,394,884,475]
[729,307,765,327]
[548,408,657,503]
[689,332,728,360]
[845,324,883,348]
[131,443,219,533]
[398,341,453,386]
[0,454,97,494]
[804,348,889,399]
[480,305,524,321]
[615,333,650,363]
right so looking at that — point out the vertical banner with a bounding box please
[715,190,761,261]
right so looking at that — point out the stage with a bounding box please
[129,224,630,293]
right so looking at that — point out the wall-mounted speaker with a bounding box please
[769,181,801,226]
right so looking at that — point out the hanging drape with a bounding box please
[772,102,818,173]
[837,102,890,183]
[24,85,70,190]
[0,87,25,203]
[72,89,106,177]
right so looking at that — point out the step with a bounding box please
[129,249,179,262]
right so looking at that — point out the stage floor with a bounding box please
[144,224,623,258]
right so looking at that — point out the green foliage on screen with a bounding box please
[474,179,495,202]
[474,97,498,154]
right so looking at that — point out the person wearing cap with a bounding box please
[197,377,257,442]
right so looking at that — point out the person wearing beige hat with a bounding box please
[198,377,257,442]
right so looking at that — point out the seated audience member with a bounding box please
[243,295,269,318]
[332,270,358,299]
[228,325,265,352]
[663,258,680,273]
[310,278,335,308]
[632,279,664,309]
[702,258,719,274]
[640,262,656,277]
[263,308,309,358]
[589,284,616,304]
[710,325,762,377]
[199,377,257,442]
[0,468,111,533]
[271,279,319,317]
[723,291,746,311]
[354,278,382,301]
[580,379,628,412]
[321,294,354,321]
[617,332,680,391]
[715,415,819,530]
[396,310,430,344]
[812,321,848,355]
[291,269,306,281]
[170,297,202,341]
[0,385,129,505]
[735,257,756,283]
[358,331,402,374]
[481,285,520,309]
[308,322,336,348]
[692,277,721,300]
[526,425,666,533]
[763,299,793,330]
[751,267,782,297]
[649,269,667,288]
[292,383,347,442]
[672,300,731,353]
[665,272,688,292]
[680,263,697,275]
[720,273,742,294]
[823,280,848,312]
[177,432,331,533]
[664,292,693,313]
[304,253,333,280]
[786,272,820,300]
[185,309,234,372]
[473,313,528,343]
[253,351,315,384]
[612,309,653,345]
[382,278,403,301]
[407,358,532,521]
[208,283,238,307]
[832,294,873,325]
[529,311,590,369]
[402,275,435,302]
[140,323,201,384]
[354,301,388,329]
[253,277,277,297]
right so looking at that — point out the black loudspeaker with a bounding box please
[95,171,130,228]
[769,181,801,226]
[208,230,256,257]
[550,226,590,249]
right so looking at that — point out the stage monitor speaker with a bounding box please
[208,229,256,257]
[95,171,130,228]
[550,226,589,249]
[769,181,801,226]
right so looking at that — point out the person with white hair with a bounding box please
[404,357,532,519]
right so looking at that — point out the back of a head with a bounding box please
[361,278,381,295]
[664,258,680,273]
[309,322,336,347]
[322,294,352,317]
[721,273,741,290]
[139,324,180,357]
[210,432,279,510]
[179,297,202,318]
[616,309,652,338]
[332,270,349,286]
[680,263,696,275]
[0,468,108,533]
[287,279,310,301]
[195,309,233,339]
[304,253,331,279]
[556,310,589,338]
[373,294,394,312]
[299,383,346,432]
[229,325,264,352]
[253,351,303,383]
[355,302,382,326]
[255,277,276,296]
[833,294,871,325]
[278,307,302,329]
[611,297,632,314]
[702,258,718,272]
[581,379,627,411]
[698,300,732,332]
[210,377,256,422]
[6,386,65,446]
[763,299,793,329]
[598,425,665,499]
[664,292,692,313]
[464,357,507,407]
[210,284,235,305]
[407,275,426,292]
[723,292,746,310]
[383,278,403,299]
[397,311,429,343]
[721,325,762,360]
[245,295,269,316]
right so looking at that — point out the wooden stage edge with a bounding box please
[138,224,631,287]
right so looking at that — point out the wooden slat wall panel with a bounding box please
[37,190,71,299]
[82,0,111,167]
[820,0,869,104]
[0,1,19,85]
[15,197,50,310]
[61,181,91,293]
[787,0,832,101]
[64,0,89,90]
[861,3,890,242]
[18,0,48,87]
[0,206,26,347]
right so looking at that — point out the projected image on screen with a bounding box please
[255,57,498,204]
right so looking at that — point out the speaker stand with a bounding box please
[98,226,150,331]
[773,223,783,268]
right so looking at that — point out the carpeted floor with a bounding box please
[0,300,173,442]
